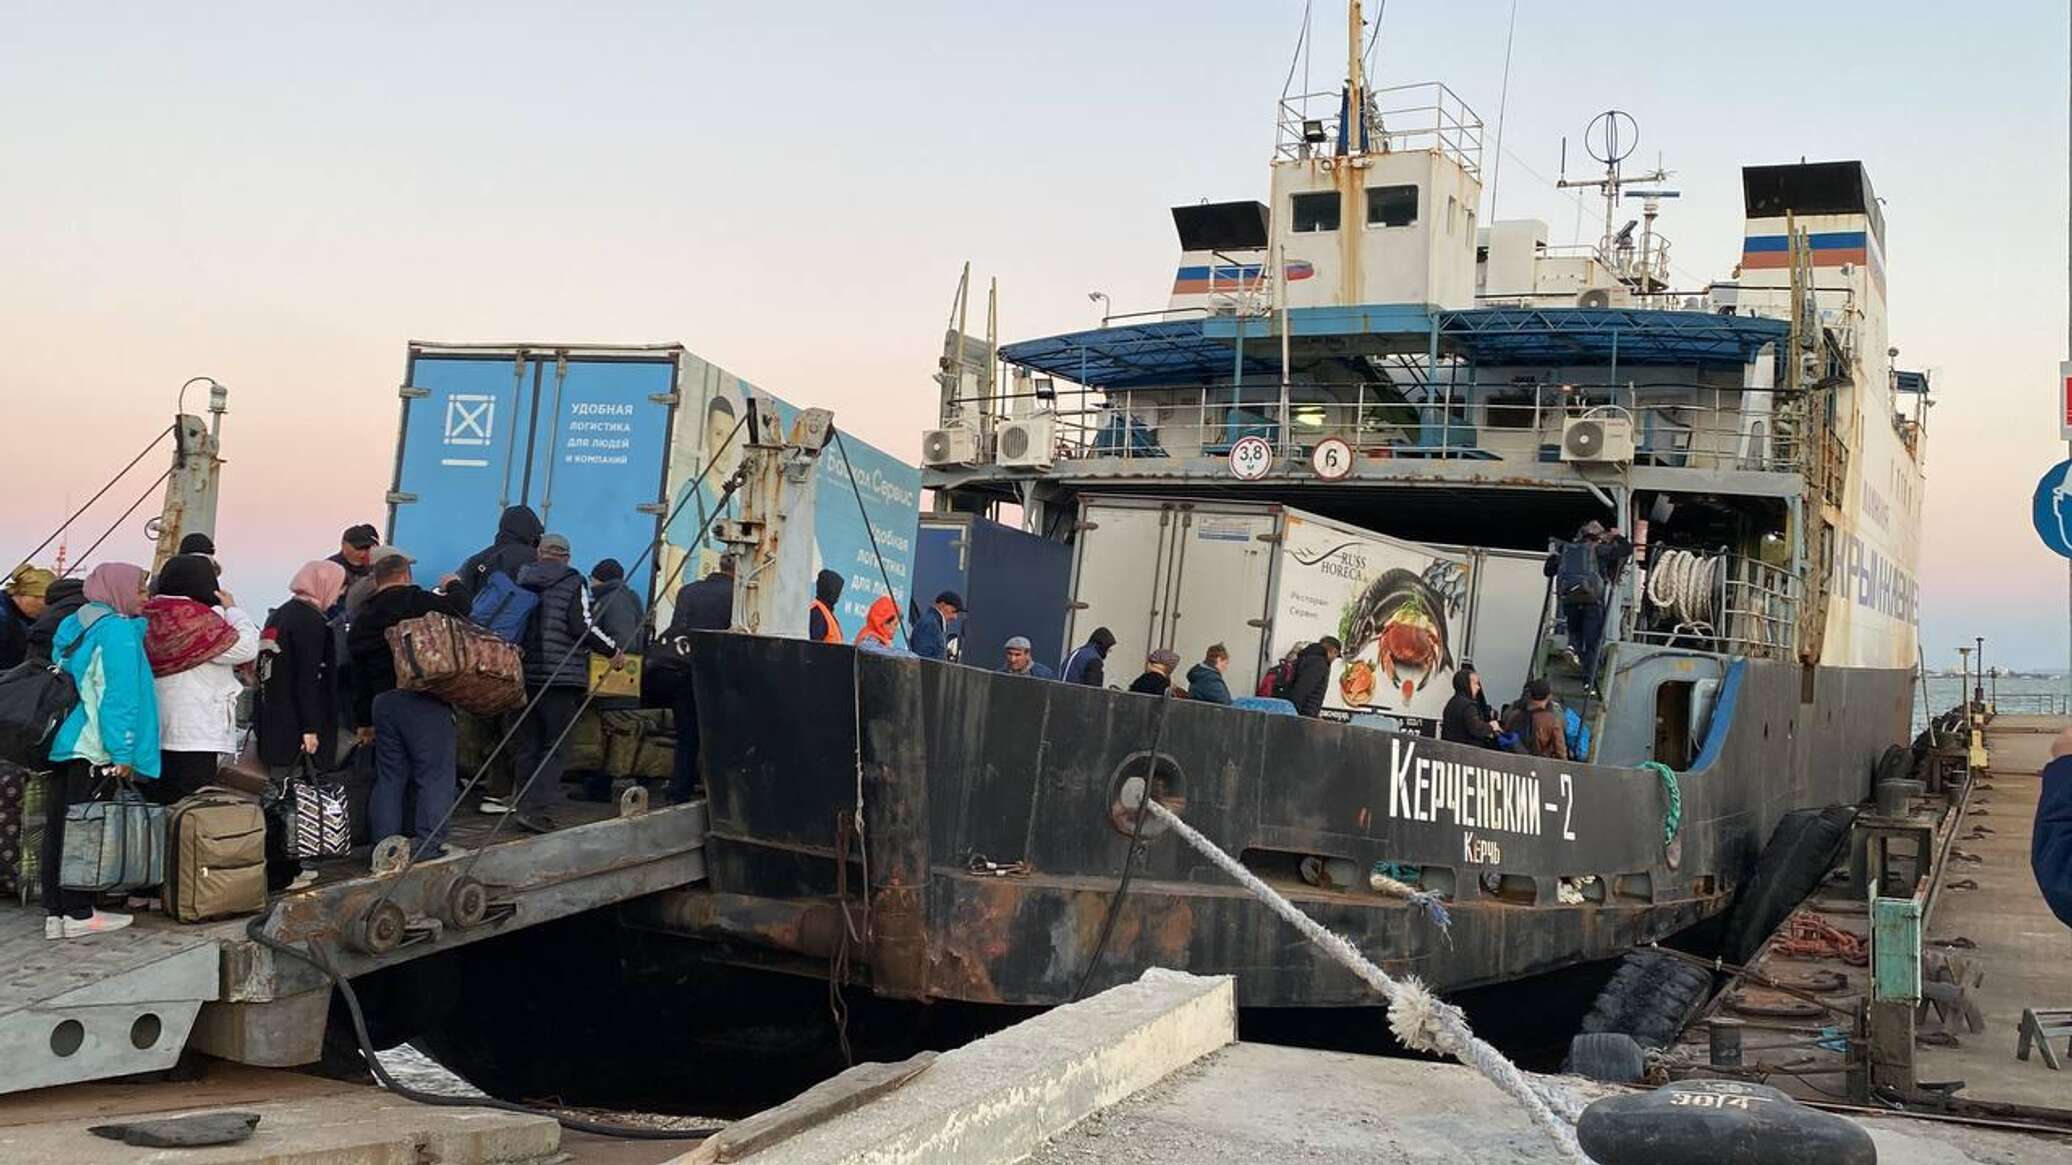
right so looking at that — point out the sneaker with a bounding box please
[479,796,513,815]
[44,917,63,940]
[1562,648,1583,671]
[514,813,555,835]
[59,910,133,939]
[285,870,321,892]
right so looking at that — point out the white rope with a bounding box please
[1142,799,1589,1160]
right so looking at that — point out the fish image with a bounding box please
[1342,568,1457,699]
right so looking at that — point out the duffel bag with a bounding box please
[0,658,79,765]
[600,708,675,781]
[165,787,267,922]
[278,757,351,861]
[59,776,166,894]
[386,611,524,715]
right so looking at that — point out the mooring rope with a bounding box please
[1640,760,1682,844]
[1140,798,1588,1161]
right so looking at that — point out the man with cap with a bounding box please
[345,547,470,861]
[910,590,963,661]
[503,534,621,831]
[0,565,55,669]
[328,523,381,599]
[1062,626,1115,687]
[998,636,1056,680]
[1129,648,1183,697]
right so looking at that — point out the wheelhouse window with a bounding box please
[1291,191,1340,233]
[1366,184,1418,227]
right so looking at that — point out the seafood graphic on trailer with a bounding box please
[1270,513,1467,723]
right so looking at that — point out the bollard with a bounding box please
[1709,1018,1744,1068]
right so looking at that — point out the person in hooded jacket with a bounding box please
[43,563,158,939]
[807,570,845,643]
[448,505,543,613]
[1063,627,1115,687]
[506,534,620,830]
[654,556,733,803]
[145,554,259,803]
[1440,667,1502,748]
[854,594,901,650]
[1284,637,1340,718]
[1,566,54,669]
[256,560,347,772]
[27,576,87,664]
[1185,644,1233,705]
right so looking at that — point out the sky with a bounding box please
[1,1,2067,670]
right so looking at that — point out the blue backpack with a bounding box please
[1563,706,1592,761]
[469,572,539,643]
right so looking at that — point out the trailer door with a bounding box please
[519,354,678,602]
[390,351,544,582]
[1162,506,1279,696]
[1065,501,1179,680]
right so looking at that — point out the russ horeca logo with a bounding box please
[445,394,495,447]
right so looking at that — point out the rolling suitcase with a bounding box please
[165,787,267,922]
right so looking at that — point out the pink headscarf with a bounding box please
[290,559,348,612]
[82,562,148,618]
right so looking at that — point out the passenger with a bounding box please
[1,565,55,669]
[1128,648,1183,697]
[1283,637,1341,718]
[854,594,901,649]
[1257,643,1303,699]
[569,558,645,804]
[42,563,157,939]
[1544,520,1632,697]
[448,505,543,612]
[1185,644,1234,705]
[1510,678,1569,760]
[255,560,347,771]
[176,531,217,563]
[2037,727,2072,928]
[145,554,260,803]
[347,549,470,860]
[1062,627,1116,687]
[507,534,621,832]
[910,590,964,661]
[659,554,735,804]
[808,570,845,643]
[325,524,381,615]
[1000,636,1056,679]
[26,575,87,664]
[1440,667,1502,749]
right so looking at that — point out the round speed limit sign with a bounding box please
[1311,436,1353,480]
[1227,435,1274,480]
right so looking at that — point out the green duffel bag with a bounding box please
[599,708,675,781]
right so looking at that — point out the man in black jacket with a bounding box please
[1440,667,1501,748]
[347,550,470,860]
[506,534,620,831]
[1284,637,1341,718]
[448,505,544,613]
[657,555,734,803]
[1543,521,1632,697]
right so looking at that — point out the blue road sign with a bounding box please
[2032,460,2072,559]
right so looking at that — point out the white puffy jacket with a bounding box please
[155,604,261,755]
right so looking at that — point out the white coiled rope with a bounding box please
[1141,799,1588,1161]
[1648,548,1722,629]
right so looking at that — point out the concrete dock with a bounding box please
[1915,713,2072,1109]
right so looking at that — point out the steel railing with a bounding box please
[1275,81,1483,173]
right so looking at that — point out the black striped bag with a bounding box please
[280,757,350,860]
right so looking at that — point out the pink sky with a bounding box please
[2,2,2066,669]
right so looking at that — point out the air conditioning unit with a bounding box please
[1560,416,1635,463]
[1576,287,1614,310]
[921,426,979,468]
[996,416,1056,469]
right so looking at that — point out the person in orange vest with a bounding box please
[807,569,845,643]
[855,594,901,649]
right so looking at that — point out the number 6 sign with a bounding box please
[1311,436,1352,481]
[1227,435,1274,480]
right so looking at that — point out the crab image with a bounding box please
[1343,568,1457,700]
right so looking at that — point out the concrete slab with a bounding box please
[1026,1043,2070,1164]
[1916,716,2072,1111]
[717,968,1234,1165]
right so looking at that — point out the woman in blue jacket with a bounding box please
[41,563,159,939]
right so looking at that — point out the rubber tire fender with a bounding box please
[1577,950,1714,1050]
[1718,804,1857,965]
[1562,1032,1647,1083]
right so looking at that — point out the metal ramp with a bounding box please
[0,910,219,1093]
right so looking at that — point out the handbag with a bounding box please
[59,775,166,893]
[0,656,81,765]
[278,756,350,860]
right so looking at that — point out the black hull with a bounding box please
[680,636,1908,1007]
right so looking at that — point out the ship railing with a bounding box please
[951,378,1804,473]
[1274,81,1482,174]
[1627,553,1800,661]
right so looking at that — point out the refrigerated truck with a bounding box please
[1062,497,1548,722]
[387,343,922,632]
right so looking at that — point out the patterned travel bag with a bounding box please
[385,611,525,715]
[276,756,351,861]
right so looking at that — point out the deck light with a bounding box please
[1303,119,1328,143]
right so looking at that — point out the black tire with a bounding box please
[1577,950,1714,1050]
[1563,1032,1647,1083]
[1718,805,1856,964]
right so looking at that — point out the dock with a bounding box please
[1,790,707,1095]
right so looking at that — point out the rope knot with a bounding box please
[1387,976,1469,1057]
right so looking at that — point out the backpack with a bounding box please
[1259,658,1297,699]
[1563,706,1592,761]
[0,609,98,763]
[1554,542,1606,607]
[468,571,540,643]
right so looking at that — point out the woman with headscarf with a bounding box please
[256,560,347,771]
[145,554,259,802]
[42,563,158,938]
[853,594,901,650]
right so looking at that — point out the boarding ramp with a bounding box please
[0,796,707,1095]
